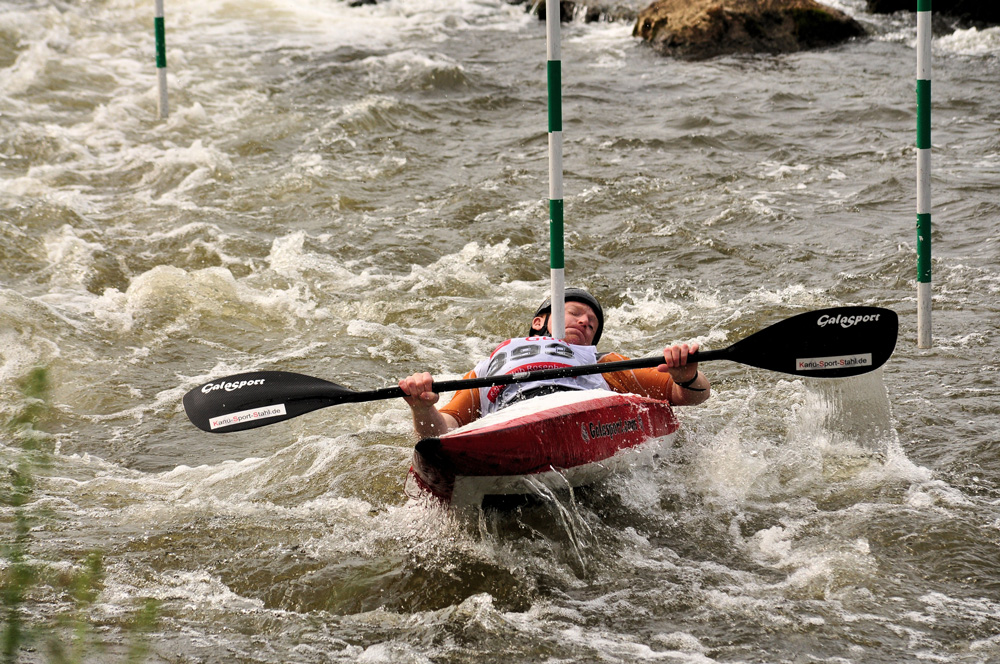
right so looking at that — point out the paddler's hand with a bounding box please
[398,372,459,438]
[658,342,711,405]
[399,372,440,409]
[657,342,699,382]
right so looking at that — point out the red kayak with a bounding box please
[406,390,679,505]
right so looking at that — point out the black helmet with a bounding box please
[529,287,605,345]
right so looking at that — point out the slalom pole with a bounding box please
[916,0,932,347]
[155,0,168,119]
[545,0,565,339]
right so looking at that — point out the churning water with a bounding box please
[1,0,998,661]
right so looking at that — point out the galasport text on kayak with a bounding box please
[585,416,643,441]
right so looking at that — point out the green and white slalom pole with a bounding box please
[155,0,168,119]
[916,0,931,347]
[546,0,565,338]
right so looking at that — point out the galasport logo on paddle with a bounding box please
[581,416,643,441]
[816,312,881,329]
[201,378,266,394]
[210,404,287,430]
[797,311,880,371]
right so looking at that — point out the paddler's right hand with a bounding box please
[399,372,440,409]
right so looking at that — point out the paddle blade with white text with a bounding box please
[182,371,356,433]
[701,306,898,378]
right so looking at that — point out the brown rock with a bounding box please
[633,0,866,59]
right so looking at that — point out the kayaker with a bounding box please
[399,288,710,438]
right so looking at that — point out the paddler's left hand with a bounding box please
[658,342,711,405]
[658,342,699,382]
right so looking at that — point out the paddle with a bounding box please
[182,305,897,434]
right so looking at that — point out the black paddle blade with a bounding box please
[711,306,898,378]
[182,371,356,433]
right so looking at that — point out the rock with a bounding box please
[509,0,576,23]
[865,0,908,12]
[867,0,999,25]
[633,0,866,59]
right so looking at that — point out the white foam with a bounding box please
[159,0,528,52]
[650,632,709,655]
[41,224,104,290]
[395,240,513,294]
[0,13,69,95]
[141,569,265,612]
[89,264,332,334]
[545,623,717,663]
[820,0,861,16]
[904,479,974,510]
[566,22,634,70]
[268,232,388,296]
[761,162,812,180]
[936,26,1000,56]
[356,642,434,664]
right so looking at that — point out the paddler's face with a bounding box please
[533,301,599,345]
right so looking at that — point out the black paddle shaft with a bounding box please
[182,305,898,433]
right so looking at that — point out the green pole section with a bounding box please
[155,17,166,68]
[550,199,564,269]
[155,0,168,119]
[547,60,562,140]
[916,0,931,347]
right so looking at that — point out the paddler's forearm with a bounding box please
[410,405,458,438]
[671,370,711,405]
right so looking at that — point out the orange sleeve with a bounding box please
[437,370,481,428]
[599,352,676,403]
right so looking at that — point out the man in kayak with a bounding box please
[399,288,710,438]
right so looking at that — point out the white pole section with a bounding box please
[916,0,931,348]
[155,0,168,119]
[546,0,565,339]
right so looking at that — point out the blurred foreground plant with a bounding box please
[2,368,159,663]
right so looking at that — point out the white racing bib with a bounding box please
[472,337,609,416]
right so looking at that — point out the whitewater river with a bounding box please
[1,0,998,661]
